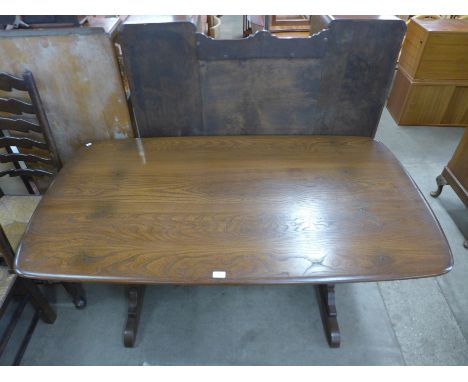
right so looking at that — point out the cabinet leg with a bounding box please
[123,285,145,348]
[430,174,448,198]
[316,284,340,348]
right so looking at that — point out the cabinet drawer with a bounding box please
[387,69,468,126]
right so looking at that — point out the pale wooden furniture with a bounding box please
[431,127,468,247]
[398,19,468,81]
[387,68,468,126]
[387,19,468,127]
[0,24,132,163]
[15,136,452,348]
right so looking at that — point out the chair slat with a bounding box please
[0,72,28,92]
[0,168,54,177]
[0,98,35,115]
[0,153,52,164]
[0,136,48,150]
[0,117,41,133]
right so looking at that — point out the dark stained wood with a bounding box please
[1,223,56,324]
[431,128,468,207]
[316,284,340,347]
[0,71,61,192]
[447,127,468,206]
[0,72,27,92]
[119,18,405,138]
[0,136,48,151]
[22,71,62,169]
[0,97,35,115]
[118,22,203,137]
[196,30,328,60]
[0,153,53,165]
[431,129,468,207]
[19,278,56,324]
[0,117,42,134]
[61,282,87,309]
[0,293,30,359]
[0,168,54,177]
[15,136,452,284]
[0,221,15,269]
[123,285,145,347]
[12,309,39,365]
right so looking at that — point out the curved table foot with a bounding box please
[430,174,447,198]
[123,285,145,348]
[464,240,468,249]
[316,284,341,348]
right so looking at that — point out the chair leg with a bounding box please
[0,280,52,365]
[12,309,40,365]
[62,282,87,309]
[21,279,56,324]
[0,293,29,359]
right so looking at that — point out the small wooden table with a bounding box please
[15,136,452,348]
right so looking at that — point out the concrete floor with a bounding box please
[1,16,467,365]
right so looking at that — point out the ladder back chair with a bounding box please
[0,71,86,310]
[0,71,61,195]
[1,212,56,365]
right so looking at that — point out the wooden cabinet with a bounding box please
[399,19,468,80]
[387,68,468,126]
[431,127,468,247]
[387,18,468,127]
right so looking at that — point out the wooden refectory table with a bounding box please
[14,136,452,348]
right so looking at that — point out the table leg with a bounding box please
[62,282,87,309]
[316,284,340,348]
[123,285,145,348]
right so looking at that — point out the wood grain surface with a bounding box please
[399,19,468,81]
[15,136,452,284]
[386,68,468,127]
[0,28,133,163]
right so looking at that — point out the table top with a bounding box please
[15,136,452,284]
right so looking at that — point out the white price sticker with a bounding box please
[212,271,226,279]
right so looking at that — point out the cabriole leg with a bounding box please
[430,174,448,198]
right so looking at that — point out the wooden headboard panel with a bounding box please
[119,18,405,138]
